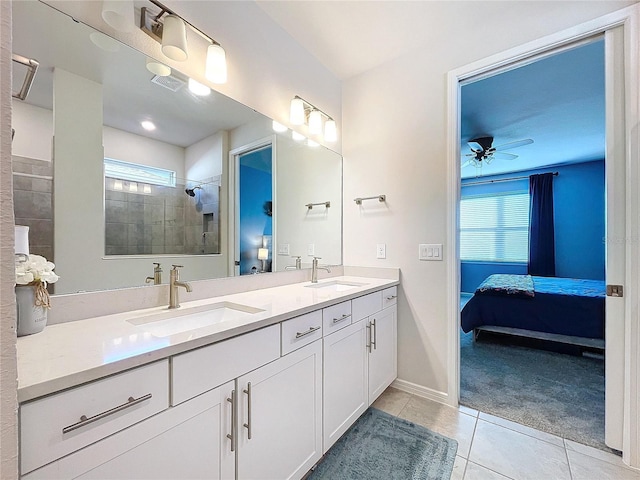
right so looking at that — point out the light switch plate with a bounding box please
[376,243,386,259]
[278,244,290,255]
[419,243,443,261]
[307,244,315,256]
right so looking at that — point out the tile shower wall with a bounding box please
[12,155,54,262]
[105,177,220,256]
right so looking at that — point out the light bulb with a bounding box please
[205,44,227,84]
[290,98,305,125]
[324,119,337,142]
[308,110,323,135]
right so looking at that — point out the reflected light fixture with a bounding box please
[113,179,123,191]
[128,182,138,193]
[307,139,319,148]
[145,57,171,76]
[141,120,156,131]
[289,95,337,142]
[272,121,288,133]
[101,0,134,32]
[188,78,211,96]
[258,248,268,273]
[292,131,306,142]
[89,32,121,52]
[140,0,228,83]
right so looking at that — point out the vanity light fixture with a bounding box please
[139,0,228,83]
[289,96,337,142]
[188,78,211,96]
[101,0,134,32]
[113,179,123,191]
[272,121,288,133]
[307,139,319,147]
[292,131,306,142]
[128,182,138,193]
[145,57,171,76]
[258,248,269,273]
[141,120,156,131]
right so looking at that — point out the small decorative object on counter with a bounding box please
[15,254,59,336]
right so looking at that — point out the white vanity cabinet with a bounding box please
[367,304,398,403]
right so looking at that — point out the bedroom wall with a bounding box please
[460,160,605,293]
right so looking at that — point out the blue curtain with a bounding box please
[528,173,556,276]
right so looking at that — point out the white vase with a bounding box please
[16,285,48,336]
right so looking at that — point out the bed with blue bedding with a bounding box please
[461,274,606,347]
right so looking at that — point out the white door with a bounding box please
[604,25,626,451]
[236,341,322,480]
[323,320,368,452]
[368,306,398,404]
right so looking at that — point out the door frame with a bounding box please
[445,5,639,467]
[228,136,276,276]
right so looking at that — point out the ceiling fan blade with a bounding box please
[461,160,472,168]
[493,139,533,151]
[467,142,483,151]
[492,152,518,160]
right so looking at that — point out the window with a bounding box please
[460,191,529,262]
[104,158,176,187]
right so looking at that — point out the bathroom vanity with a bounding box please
[17,275,398,479]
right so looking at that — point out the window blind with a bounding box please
[460,191,530,262]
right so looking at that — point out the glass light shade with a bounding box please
[205,44,227,84]
[146,57,171,76]
[307,139,319,147]
[258,248,269,260]
[161,15,188,62]
[128,182,138,193]
[15,226,29,255]
[292,131,305,142]
[272,121,288,133]
[308,110,323,135]
[143,184,152,194]
[324,119,337,142]
[89,32,120,52]
[188,78,211,96]
[113,179,123,191]
[101,0,134,32]
[290,98,305,125]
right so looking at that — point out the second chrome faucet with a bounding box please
[169,265,192,309]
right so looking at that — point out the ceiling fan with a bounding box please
[462,136,533,168]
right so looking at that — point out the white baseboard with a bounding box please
[391,378,454,407]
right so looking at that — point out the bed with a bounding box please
[461,274,606,349]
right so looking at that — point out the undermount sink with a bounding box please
[305,280,369,292]
[127,302,265,337]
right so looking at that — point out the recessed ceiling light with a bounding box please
[141,120,156,131]
[188,78,211,96]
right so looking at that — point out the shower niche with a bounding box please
[104,176,221,256]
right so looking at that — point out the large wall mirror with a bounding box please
[11,0,342,295]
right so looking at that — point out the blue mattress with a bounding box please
[461,276,606,340]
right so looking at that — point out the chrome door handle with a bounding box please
[243,382,252,440]
[226,390,236,452]
[332,314,351,325]
[295,326,321,338]
[62,393,152,434]
[372,318,377,350]
[386,295,397,300]
[366,321,372,353]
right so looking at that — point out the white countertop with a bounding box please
[17,276,398,403]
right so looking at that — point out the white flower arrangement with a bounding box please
[15,254,59,308]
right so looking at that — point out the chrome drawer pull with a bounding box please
[332,314,351,325]
[226,390,236,452]
[372,318,377,350]
[386,295,397,300]
[243,382,252,440]
[62,393,152,434]
[295,326,321,338]
[366,322,372,353]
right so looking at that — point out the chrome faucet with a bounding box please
[145,262,162,285]
[169,265,192,309]
[311,257,331,283]
[285,256,302,271]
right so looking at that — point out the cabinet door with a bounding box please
[236,341,322,480]
[368,305,397,404]
[23,383,235,480]
[323,320,368,452]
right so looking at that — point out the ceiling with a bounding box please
[460,39,605,179]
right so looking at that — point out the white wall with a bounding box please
[11,102,52,162]
[342,2,637,397]
[185,131,226,181]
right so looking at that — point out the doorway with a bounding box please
[446,7,640,465]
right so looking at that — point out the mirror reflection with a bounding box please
[11,0,342,295]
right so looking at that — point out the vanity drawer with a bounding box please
[352,291,383,323]
[382,286,398,308]
[281,310,323,355]
[20,360,169,475]
[322,301,352,335]
[171,324,280,406]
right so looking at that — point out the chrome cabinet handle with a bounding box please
[243,382,252,440]
[332,314,351,325]
[386,295,397,300]
[226,390,236,452]
[62,393,152,434]
[295,326,321,338]
[372,318,377,350]
[366,322,372,353]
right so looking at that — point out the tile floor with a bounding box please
[372,387,640,480]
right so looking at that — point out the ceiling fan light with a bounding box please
[308,110,323,135]
[205,43,227,84]
[101,0,134,32]
[290,98,305,125]
[161,15,188,62]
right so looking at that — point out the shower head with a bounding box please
[185,186,202,197]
